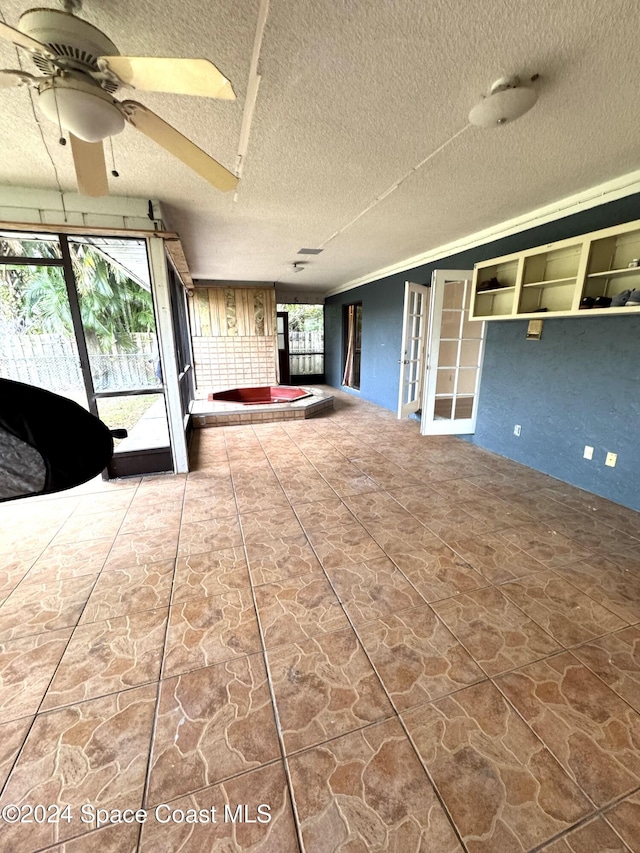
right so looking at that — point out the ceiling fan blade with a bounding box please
[0,22,55,59]
[69,134,109,198]
[99,56,235,99]
[0,69,39,88]
[121,101,238,193]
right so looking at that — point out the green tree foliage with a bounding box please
[278,302,323,331]
[1,238,154,351]
[70,243,155,351]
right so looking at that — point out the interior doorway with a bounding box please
[342,302,362,389]
[277,303,324,383]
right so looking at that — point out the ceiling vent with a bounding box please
[297,248,323,255]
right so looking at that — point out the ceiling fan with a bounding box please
[0,0,239,197]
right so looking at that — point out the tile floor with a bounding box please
[0,386,639,852]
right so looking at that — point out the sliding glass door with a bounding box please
[67,237,171,476]
[0,230,172,479]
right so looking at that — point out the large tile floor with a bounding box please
[1,387,640,852]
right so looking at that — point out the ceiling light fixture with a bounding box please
[39,77,125,142]
[292,262,305,273]
[469,75,538,128]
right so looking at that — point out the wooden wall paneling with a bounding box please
[194,289,211,337]
[191,285,278,338]
[244,288,254,335]
[225,288,238,336]
[236,288,249,335]
[264,289,276,336]
[187,293,198,337]
[208,287,224,337]
[253,290,265,336]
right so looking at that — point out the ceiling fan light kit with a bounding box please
[469,75,538,128]
[0,1,239,196]
[39,77,125,142]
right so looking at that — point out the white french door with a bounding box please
[420,270,486,435]
[397,281,431,418]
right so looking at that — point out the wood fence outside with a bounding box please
[289,329,324,375]
[0,333,159,391]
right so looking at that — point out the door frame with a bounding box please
[277,311,291,384]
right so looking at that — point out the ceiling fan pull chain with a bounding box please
[108,137,119,177]
[52,85,66,145]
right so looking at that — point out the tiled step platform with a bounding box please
[190,385,334,427]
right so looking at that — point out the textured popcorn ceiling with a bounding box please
[1,0,640,292]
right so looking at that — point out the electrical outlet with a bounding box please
[605,452,617,467]
[514,424,521,437]
[583,445,594,460]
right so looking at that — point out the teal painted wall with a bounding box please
[325,277,405,409]
[324,194,640,510]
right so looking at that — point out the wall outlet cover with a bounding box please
[584,445,594,460]
[514,424,521,436]
[605,452,617,467]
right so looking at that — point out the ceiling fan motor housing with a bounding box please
[18,8,120,91]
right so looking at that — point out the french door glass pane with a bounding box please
[436,368,455,394]
[434,398,454,419]
[457,368,478,394]
[442,280,465,308]
[460,339,482,366]
[453,397,474,419]
[440,310,462,337]
[405,382,418,405]
[438,339,459,366]
[462,315,483,339]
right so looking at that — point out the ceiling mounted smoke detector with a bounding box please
[469,75,538,128]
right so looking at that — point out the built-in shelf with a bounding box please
[470,218,640,320]
[522,277,576,288]
[587,267,640,279]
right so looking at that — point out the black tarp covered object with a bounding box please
[0,378,114,502]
